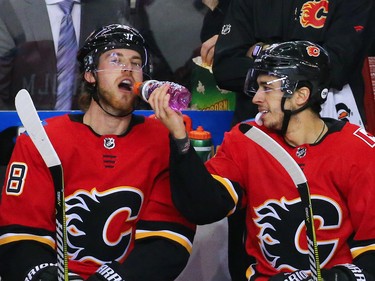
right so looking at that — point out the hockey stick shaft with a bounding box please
[239,123,322,281]
[15,89,68,281]
[297,183,321,280]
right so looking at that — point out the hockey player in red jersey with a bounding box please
[148,41,375,281]
[0,24,195,281]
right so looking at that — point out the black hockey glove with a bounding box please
[24,263,83,281]
[269,264,371,281]
[86,262,126,281]
[321,264,371,281]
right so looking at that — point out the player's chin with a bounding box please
[263,119,281,131]
[119,99,138,114]
[117,93,136,104]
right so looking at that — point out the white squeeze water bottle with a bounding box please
[133,80,192,111]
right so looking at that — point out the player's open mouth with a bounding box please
[118,79,132,91]
[255,110,269,125]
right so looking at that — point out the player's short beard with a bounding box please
[264,110,285,132]
[95,85,138,118]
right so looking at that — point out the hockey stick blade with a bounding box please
[15,89,61,168]
[15,89,68,281]
[239,123,322,281]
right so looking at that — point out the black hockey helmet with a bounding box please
[77,24,151,76]
[244,41,330,105]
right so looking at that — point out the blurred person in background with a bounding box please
[212,0,374,127]
[0,0,172,110]
[200,0,257,127]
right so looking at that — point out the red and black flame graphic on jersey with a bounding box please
[65,187,143,264]
[300,0,329,29]
[254,196,341,271]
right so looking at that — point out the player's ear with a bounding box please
[294,86,310,106]
[84,71,96,84]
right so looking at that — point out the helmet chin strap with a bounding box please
[280,96,309,135]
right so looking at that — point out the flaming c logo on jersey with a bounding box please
[254,196,341,270]
[300,0,329,29]
[306,45,321,57]
[65,187,144,264]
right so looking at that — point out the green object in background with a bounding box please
[189,125,213,162]
[190,64,236,111]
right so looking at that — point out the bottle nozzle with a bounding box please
[132,81,144,96]
[188,126,211,139]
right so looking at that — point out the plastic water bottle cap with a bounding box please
[132,81,143,95]
[188,126,211,140]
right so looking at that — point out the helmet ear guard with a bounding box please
[320,88,329,100]
[244,41,331,105]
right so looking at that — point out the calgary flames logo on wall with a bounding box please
[300,0,329,28]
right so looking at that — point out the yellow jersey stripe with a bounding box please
[135,230,193,253]
[0,233,55,248]
[212,174,238,215]
[351,244,375,258]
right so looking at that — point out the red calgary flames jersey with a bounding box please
[0,114,194,278]
[206,120,375,280]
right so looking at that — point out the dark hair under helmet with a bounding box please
[244,41,331,105]
[77,24,151,76]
